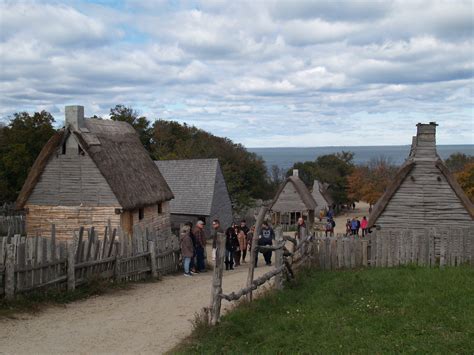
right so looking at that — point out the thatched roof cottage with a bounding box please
[311,180,334,213]
[16,105,174,239]
[270,170,317,229]
[369,122,474,230]
[155,159,233,234]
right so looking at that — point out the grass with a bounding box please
[0,278,132,319]
[174,266,474,354]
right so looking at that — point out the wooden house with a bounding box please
[369,122,474,230]
[16,105,174,240]
[311,180,333,214]
[155,159,233,234]
[270,170,316,229]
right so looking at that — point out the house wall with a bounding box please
[375,161,474,230]
[25,205,121,240]
[130,202,172,238]
[272,182,308,213]
[27,134,120,207]
[170,214,212,236]
[210,164,233,230]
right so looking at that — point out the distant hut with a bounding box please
[270,170,316,229]
[155,159,233,234]
[311,180,334,216]
[16,105,174,239]
[369,122,474,230]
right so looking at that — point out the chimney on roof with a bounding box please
[65,105,85,130]
[414,122,438,159]
[293,169,299,177]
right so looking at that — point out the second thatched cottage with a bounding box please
[369,122,474,231]
[16,105,174,240]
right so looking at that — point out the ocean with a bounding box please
[248,145,474,171]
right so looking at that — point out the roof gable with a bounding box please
[270,176,317,211]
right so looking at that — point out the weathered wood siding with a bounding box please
[170,214,210,234]
[25,205,120,240]
[376,161,474,230]
[311,183,329,211]
[210,164,233,230]
[28,135,120,207]
[272,182,307,213]
[131,202,171,238]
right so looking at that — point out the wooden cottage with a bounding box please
[16,105,174,240]
[311,180,334,214]
[155,159,233,234]
[270,170,316,229]
[369,122,474,230]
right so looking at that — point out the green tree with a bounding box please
[445,153,474,173]
[109,105,153,151]
[0,111,56,202]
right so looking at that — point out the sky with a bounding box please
[0,0,473,147]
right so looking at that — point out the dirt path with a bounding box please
[333,202,370,235]
[0,255,273,354]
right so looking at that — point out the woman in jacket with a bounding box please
[180,225,194,277]
[237,227,247,264]
[225,224,238,270]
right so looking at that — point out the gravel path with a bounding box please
[0,256,272,355]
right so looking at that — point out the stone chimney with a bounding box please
[293,169,299,177]
[65,105,85,130]
[414,122,438,159]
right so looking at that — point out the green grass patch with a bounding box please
[0,278,132,319]
[175,266,474,354]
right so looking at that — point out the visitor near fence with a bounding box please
[193,220,207,272]
[296,217,306,240]
[237,226,247,264]
[361,216,368,237]
[211,219,223,262]
[233,224,242,267]
[258,221,275,266]
[180,225,194,277]
[225,223,238,270]
[325,217,335,236]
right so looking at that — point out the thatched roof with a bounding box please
[16,119,173,210]
[311,180,334,208]
[270,176,317,211]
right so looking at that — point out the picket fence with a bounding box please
[0,215,26,236]
[313,228,474,270]
[0,224,181,299]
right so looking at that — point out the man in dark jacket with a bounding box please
[193,220,207,272]
[225,223,238,270]
[258,221,275,266]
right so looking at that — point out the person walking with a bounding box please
[211,219,224,261]
[350,217,358,236]
[296,217,306,241]
[233,225,242,267]
[258,222,275,266]
[193,220,207,272]
[185,221,197,274]
[345,219,351,237]
[325,218,334,237]
[240,219,250,236]
[237,226,247,263]
[180,225,194,277]
[356,217,361,237]
[361,216,368,237]
[225,224,238,270]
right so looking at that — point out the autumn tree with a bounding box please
[455,162,474,202]
[109,105,153,151]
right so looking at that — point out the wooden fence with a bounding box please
[313,228,474,270]
[0,215,26,236]
[0,224,181,299]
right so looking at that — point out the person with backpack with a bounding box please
[325,217,335,237]
[258,221,274,266]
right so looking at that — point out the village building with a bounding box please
[369,122,474,231]
[311,180,334,217]
[155,159,233,234]
[270,170,317,229]
[16,105,174,240]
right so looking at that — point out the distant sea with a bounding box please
[248,145,474,171]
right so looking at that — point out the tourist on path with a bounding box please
[233,225,242,267]
[225,223,238,270]
[185,221,197,273]
[258,221,275,266]
[240,219,250,236]
[325,218,334,237]
[345,219,351,237]
[193,220,207,272]
[296,217,306,241]
[211,219,224,262]
[361,216,368,237]
[180,225,194,277]
[350,217,358,236]
[237,227,247,264]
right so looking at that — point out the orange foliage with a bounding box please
[455,162,474,202]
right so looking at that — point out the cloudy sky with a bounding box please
[0,0,472,147]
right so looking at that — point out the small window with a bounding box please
[157,203,163,214]
[138,208,144,220]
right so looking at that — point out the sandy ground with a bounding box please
[0,253,273,355]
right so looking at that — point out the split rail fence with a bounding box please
[0,224,181,300]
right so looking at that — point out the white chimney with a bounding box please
[415,122,438,159]
[293,169,299,177]
[65,105,85,130]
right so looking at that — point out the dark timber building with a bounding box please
[369,122,474,230]
[155,159,233,234]
[16,105,174,240]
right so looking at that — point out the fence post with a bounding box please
[67,243,75,291]
[114,242,121,282]
[5,244,15,300]
[209,232,225,325]
[246,205,268,302]
[148,241,158,280]
[274,227,283,290]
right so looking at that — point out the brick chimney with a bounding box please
[293,169,299,177]
[414,122,438,159]
[65,105,85,130]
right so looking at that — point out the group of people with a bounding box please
[179,218,279,277]
[345,216,369,237]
